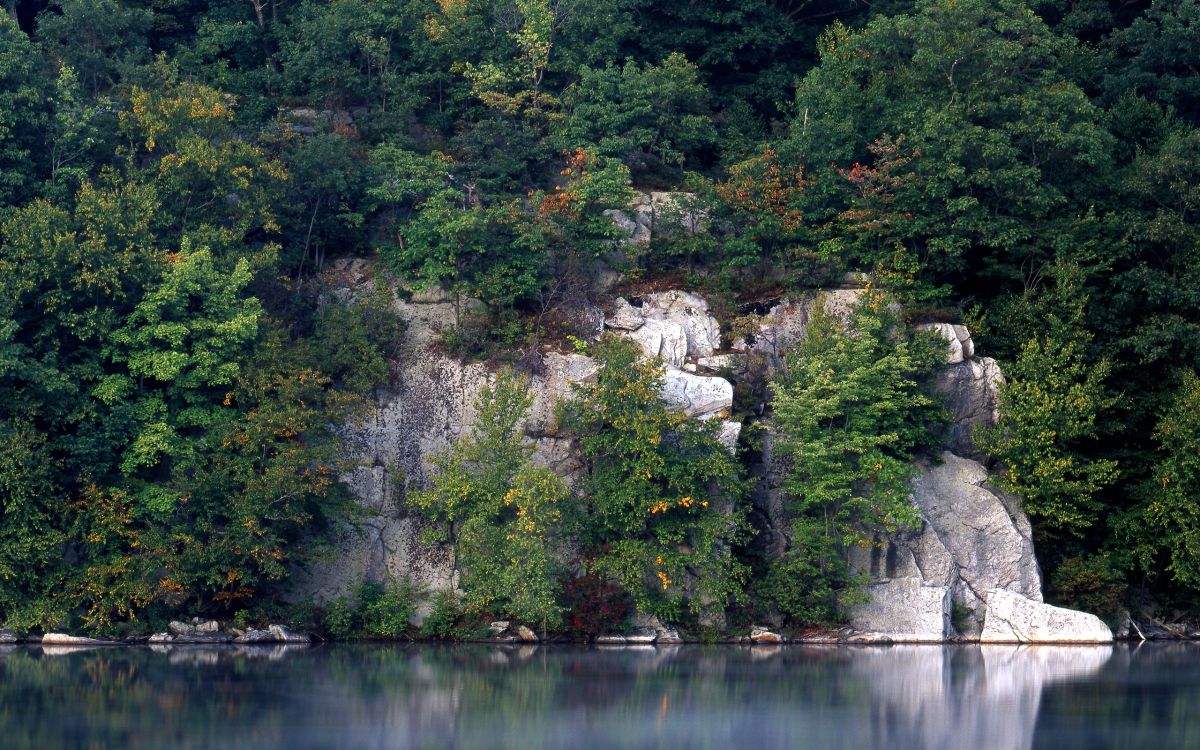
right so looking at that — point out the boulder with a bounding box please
[41,633,114,645]
[623,318,688,368]
[847,453,1041,639]
[195,620,221,633]
[602,208,651,244]
[625,628,658,645]
[268,625,312,644]
[488,621,510,636]
[168,620,195,636]
[171,632,234,644]
[606,297,645,331]
[695,354,740,372]
[641,290,721,358]
[750,627,783,643]
[980,589,1113,643]
[661,369,733,417]
[911,452,1041,631]
[516,625,539,642]
[919,323,974,364]
[848,578,953,642]
[148,633,174,644]
[0,629,16,644]
[634,614,683,644]
[594,635,627,645]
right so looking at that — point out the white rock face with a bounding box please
[918,323,975,364]
[297,271,746,619]
[730,290,865,369]
[605,192,706,248]
[981,588,1113,643]
[624,318,688,368]
[605,297,645,331]
[715,420,742,452]
[603,208,651,244]
[849,577,953,642]
[661,369,733,417]
[848,452,1042,639]
[933,356,1004,460]
[641,290,721,358]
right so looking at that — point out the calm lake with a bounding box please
[1,642,1196,749]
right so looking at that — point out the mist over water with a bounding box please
[1,643,1196,750]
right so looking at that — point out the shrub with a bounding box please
[561,573,633,639]
[1049,556,1127,624]
[418,591,465,640]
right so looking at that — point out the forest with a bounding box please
[0,0,1198,638]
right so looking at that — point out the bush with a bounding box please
[320,579,420,640]
[1049,556,1127,624]
[362,580,420,639]
[418,591,465,640]
[561,574,633,639]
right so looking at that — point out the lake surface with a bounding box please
[1,642,1197,750]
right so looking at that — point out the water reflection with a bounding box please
[0,642,1195,750]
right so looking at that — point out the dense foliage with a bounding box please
[2,0,1200,631]
[563,338,751,625]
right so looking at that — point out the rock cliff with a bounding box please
[299,258,1111,642]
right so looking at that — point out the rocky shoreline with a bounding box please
[6,620,1191,647]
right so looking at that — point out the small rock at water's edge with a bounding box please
[750,627,784,644]
[268,625,312,643]
[41,633,114,645]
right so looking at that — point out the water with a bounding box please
[1,642,1197,750]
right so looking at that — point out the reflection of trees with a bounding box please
[1033,643,1200,750]
[0,643,1197,749]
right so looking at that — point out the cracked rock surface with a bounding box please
[980,588,1113,643]
[848,452,1043,640]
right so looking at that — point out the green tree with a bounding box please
[411,371,567,629]
[788,0,1111,292]
[117,61,287,254]
[559,53,712,176]
[563,338,750,622]
[765,290,945,624]
[1102,0,1200,124]
[0,14,50,210]
[1118,371,1200,591]
[368,143,544,323]
[977,263,1119,537]
[36,0,153,97]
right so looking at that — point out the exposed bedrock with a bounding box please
[294,267,739,613]
[303,263,1110,641]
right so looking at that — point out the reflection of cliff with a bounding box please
[851,645,1113,750]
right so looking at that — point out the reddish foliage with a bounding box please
[561,573,632,638]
